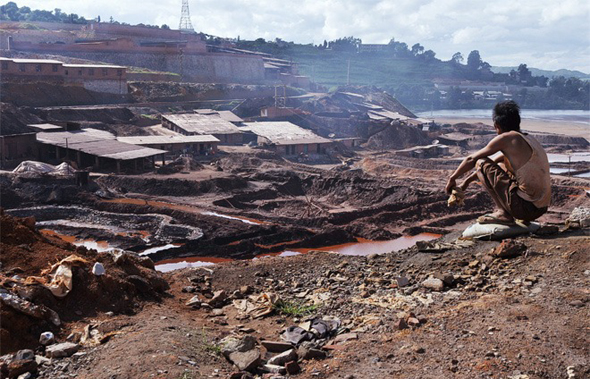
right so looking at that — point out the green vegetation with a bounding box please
[236,37,589,110]
[200,327,221,355]
[0,2,88,24]
[273,299,319,317]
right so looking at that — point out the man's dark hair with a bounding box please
[493,100,521,132]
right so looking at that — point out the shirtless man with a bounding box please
[445,101,551,224]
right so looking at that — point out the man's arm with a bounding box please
[459,153,505,191]
[445,135,507,193]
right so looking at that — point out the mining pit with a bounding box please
[1,88,589,378]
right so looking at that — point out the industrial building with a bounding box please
[241,121,333,156]
[117,135,220,155]
[36,129,166,173]
[161,113,243,144]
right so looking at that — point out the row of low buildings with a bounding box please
[0,57,128,94]
[0,110,340,173]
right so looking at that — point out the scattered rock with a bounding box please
[396,276,410,287]
[494,240,527,259]
[333,333,358,345]
[261,363,286,374]
[186,295,201,309]
[267,349,298,366]
[261,340,294,353]
[228,349,261,372]
[422,278,444,291]
[39,331,55,346]
[45,342,80,358]
[394,318,408,330]
[413,346,425,354]
[285,360,301,375]
[208,290,228,308]
[8,349,37,378]
[92,262,105,276]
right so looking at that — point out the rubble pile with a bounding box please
[0,212,168,361]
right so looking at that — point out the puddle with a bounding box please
[139,243,183,256]
[40,229,119,252]
[155,256,233,272]
[550,167,571,174]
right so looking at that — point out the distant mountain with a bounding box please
[492,66,589,79]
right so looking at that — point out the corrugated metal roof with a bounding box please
[62,64,125,69]
[194,109,244,123]
[242,122,332,146]
[5,58,64,64]
[117,135,220,145]
[163,113,242,135]
[37,131,166,160]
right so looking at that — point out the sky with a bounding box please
[21,0,590,73]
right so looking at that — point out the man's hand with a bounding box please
[445,177,456,194]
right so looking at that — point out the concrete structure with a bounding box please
[261,107,308,119]
[242,121,332,156]
[0,57,127,94]
[28,123,65,132]
[36,129,166,173]
[0,132,38,169]
[162,113,243,144]
[117,135,220,155]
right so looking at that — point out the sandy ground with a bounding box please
[433,117,589,138]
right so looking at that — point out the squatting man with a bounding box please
[445,101,551,224]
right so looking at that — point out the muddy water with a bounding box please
[40,229,119,252]
[268,233,441,257]
[155,256,233,273]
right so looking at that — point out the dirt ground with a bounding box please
[1,211,588,379]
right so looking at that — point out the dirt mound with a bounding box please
[0,212,168,354]
[366,121,428,150]
[156,156,204,175]
[95,174,249,196]
[0,103,42,136]
[216,151,285,173]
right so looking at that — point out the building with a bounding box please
[194,109,244,125]
[36,129,166,173]
[0,57,127,94]
[116,135,220,155]
[0,132,38,169]
[161,113,243,144]
[242,121,332,156]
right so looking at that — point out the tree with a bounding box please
[422,50,436,62]
[411,43,424,56]
[161,24,170,30]
[467,50,482,71]
[451,52,463,64]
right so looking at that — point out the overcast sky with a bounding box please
[22,0,590,73]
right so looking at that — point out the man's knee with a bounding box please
[475,157,491,171]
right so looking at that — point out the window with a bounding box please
[19,64,25,72]
[52,64,58,72]
[102,68,108,76]
[303,144,309,153]
[78,70,83,76]
[65,70,69,76]
[117,69,123,76]
[88,68,94,76]
[35,64,41,72]
[1,61,8,70]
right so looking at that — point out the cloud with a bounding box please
[20,0,590,72]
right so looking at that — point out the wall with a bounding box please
[83,79,128,94]
[23,51,265,84]
[0,133,38,169]
[127,72,180,82]
[0,60,63,77]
